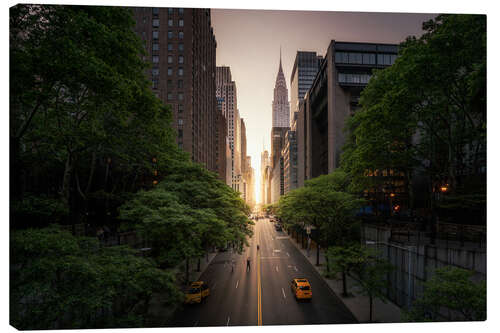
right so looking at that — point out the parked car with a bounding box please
[185,281,210,304]
[290,278,312,300]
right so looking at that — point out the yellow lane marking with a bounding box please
[257,230,262,325]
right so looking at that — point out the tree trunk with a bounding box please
[185,257,190,285]
[316,242,320,266]
[197,257,201,272]
[342,271,348,297]
[369,294,373,322]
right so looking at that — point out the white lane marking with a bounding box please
[294,266,298,272]
[275,236,289,240]
[287,252,290,257]
[273,249,281,252]
[194,321,198,327]
[276,266,279,272]
[227,316,230,326]
[236,280,239,289]
[282,288,286,299]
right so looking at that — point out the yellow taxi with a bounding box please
[184,281,210,304]
[290,278,312,300]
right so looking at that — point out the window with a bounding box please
[168,43,173,51]
[167,92,173,101]
[152,68,159,76]
[179,43,184,51]
[179,19,184,27]
[178,119,184,126]
[167,67,173,76]
[179,92,184,100]
[350,52,362,64]
[152,79,158,89]
[179,31,184,39]
[178,129,183,138]
[168,8,173,15]
[362,53,376,64]
[152,7,159,15]
[179,55,184,64]
[178,104,184,113]
[178,80,183,89]
[153,31,159,39]
[168,31,173,39]
[179,8,184,15]
[168,55,173,64]
[152,55,159,63]
[168,19,173,26]
[152,19,159,27]
[152,43,159,51]
[167,80,173,89]
[178,67,184,76]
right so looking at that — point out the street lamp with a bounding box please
[366,240,416,309]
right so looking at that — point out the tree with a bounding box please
[10,5,178,229]
[351,250,393,322]
[119,162,254,280]
[325,245,367,297]
[277,170,365,265]
[10,227,182,330]
[405,266,486,322]
[341,15,486,220]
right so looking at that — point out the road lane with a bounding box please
[172,217,356,327]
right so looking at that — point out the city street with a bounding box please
[172,217,357,326]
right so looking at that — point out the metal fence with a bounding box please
[364,224,486,319]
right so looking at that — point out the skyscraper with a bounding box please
[132,7,218,173]
[272,49,290,128]
[270,50,290,203]
[216,66,242,191]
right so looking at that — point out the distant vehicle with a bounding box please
[275,224,282,231]
[185,281,210,304]
[290,278,312,300]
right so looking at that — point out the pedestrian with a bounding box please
[246,257,251,271]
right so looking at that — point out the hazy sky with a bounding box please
[211,9,436,203]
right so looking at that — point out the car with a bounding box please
[184,281,210,304]
[290,278,312,300]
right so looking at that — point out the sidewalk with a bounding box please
[286,231,402,323]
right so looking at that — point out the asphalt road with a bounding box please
[171,218,357,327]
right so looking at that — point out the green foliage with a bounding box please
[340,14,486,208]
[10,227,182,330]
[325,245,368,280]
[277,170,364,246]
[11,193,69,226]
[405,266,486,322]
[119,162,253,267]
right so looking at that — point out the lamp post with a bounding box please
[366,240,416,309]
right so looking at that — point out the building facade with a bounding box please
[298,41,398,184]
[282,130,297,194]
[216,66,242,190]
[133,7,218,173]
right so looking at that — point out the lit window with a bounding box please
[168,55,173,64]
[167,67,173,76]
[153,31,159,39]
[152,19,159,27]
[179,55,184,64]
[179,19,184,27]
[152,55,159,63]
[178,119,184,126]
[178,67,184,76]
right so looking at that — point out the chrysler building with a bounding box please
[272,49,290,128]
